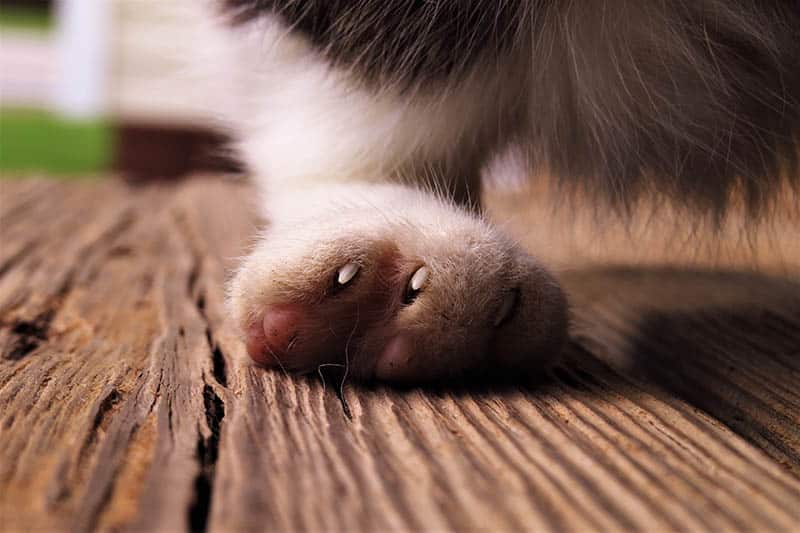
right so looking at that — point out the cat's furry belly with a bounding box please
[203,1,800,381]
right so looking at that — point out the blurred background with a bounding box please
[1,0,796,274]
[0,0,236,180]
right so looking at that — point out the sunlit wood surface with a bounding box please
[1,177,798,531]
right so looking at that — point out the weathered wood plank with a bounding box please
[0,178,798,532]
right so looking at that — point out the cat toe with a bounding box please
[245,304,306,368]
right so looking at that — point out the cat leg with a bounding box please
[217,15,564,381]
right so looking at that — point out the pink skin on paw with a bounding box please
[246,305,305,368]
[245,245,411,376]
[240,244,567,381]
[373,335,415,381]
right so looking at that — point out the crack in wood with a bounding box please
[187,260,201,297]
[206,327,229,388]
[72,378,153,532]
[90,388,123,435]
[3,309,55,360]
[172,207,229,389]
[1,209,139,359]
[188,384,225,533]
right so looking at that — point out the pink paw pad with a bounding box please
[244,254,420,376]
[245,304,306,368]
[240,247,567,382]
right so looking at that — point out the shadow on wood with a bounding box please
[564,267,800,477]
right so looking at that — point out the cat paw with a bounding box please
[228,186,568,382]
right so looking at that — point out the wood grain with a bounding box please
[0,178,798,532]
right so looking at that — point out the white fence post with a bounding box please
[53,0,111,118]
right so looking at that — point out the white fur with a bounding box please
[202,13,527,191]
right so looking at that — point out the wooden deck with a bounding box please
[1,178,798,531]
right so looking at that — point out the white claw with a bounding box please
[337,262,360,285]
[409,266,430,292]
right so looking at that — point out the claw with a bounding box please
[337,262,360,285]
[409,266,430,292]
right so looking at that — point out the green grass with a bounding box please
[0,5,52,32]
[0,108,114,177]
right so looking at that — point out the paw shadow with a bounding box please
[562,266,800,474]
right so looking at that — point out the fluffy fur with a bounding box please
[222,0,800,216]
[200,1,799,381]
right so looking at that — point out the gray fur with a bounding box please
[222,0,800,218]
